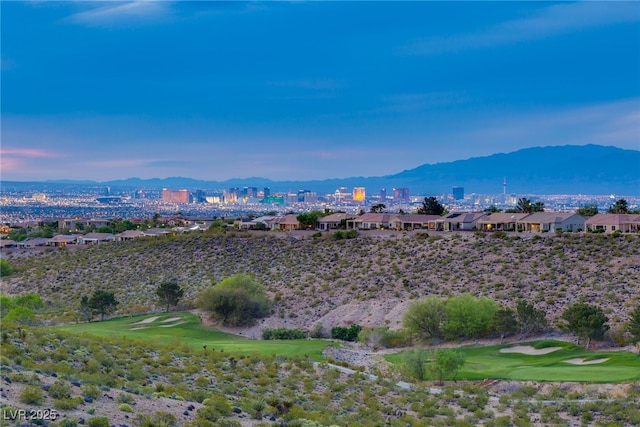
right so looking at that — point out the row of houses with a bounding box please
[0,224,210,249]
[236,212,640,234]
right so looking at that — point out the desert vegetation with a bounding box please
[2,319,640,426]
[1,231,638,333]
[1,230,640,425]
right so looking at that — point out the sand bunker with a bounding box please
[500,345,562,355]
[130,326,148,331]
[132,316,160,325]
[564,358,609,365]
[160,317,182,323]
[158,321,186,328]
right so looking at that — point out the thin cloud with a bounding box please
[402,2,640,55]
[454,99,640,152]
[0,148,60,158]
[66,1,171,26]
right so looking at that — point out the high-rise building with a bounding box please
[224,188,238,203]
[334,187,349,203]
[194,190,207,203]
[380,188,387,201]
[353,187,366,202]
[263,187,271,198]
[393,187,410,202]
[452,186,464,200]
[162,189,190,204]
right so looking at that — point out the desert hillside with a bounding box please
[1,231,638,332]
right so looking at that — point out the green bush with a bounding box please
[49,380,72,399]
[196,274,272,326]
[359,326,411,348]
[133,411,177,427]
[331,324,361,341]
[119,403,133,412]
[262,327,307,340]
[20,385,44,404]
[82,384,101,399]
[54,397,83,410]
[201,395,232,416]
[0,259,13,277]
[87,417,110,427]
[117,393,135,404]
[333,230,358,240]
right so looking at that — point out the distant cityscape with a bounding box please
[0,180,637,228]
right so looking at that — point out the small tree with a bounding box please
[402,349,429,380]
[560,303,609,349]
[296,211,324,229]
[607,199,628,214]
[493,307,518,344]
[196,274,271,326]
[417,197,445,216]
[516,300,548,336]
[442,294,498,340]
[403,296,446,340]
[0,259,13,277]
[155,280,185,312]
[516,198,544,213]
[576,204,599,217]
[79,296,93,322]
[629,305,640,344]
[88,290,119,321]
[4,306,35,326]
[13,293,44,310]
[429,349,465,385]
[370,203,386,213]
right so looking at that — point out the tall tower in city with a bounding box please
[503,177,507,195]
[452,186,464,200]
[352,187,365,202]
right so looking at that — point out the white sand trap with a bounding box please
[160,317,182,323]
[130,326,148,331]
[132,316,160,325]
[158,321,186,328]
[564,358,609,365]
[500,345,562,355]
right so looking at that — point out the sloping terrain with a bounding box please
[2,230,638,333]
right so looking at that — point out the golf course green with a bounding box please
[57,311,333,361]
[386,340,640,382]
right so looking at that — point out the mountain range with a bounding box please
[5,144,640,195]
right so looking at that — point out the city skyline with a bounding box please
[2,1,639,182]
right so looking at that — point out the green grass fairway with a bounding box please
[386,340,640,383]
[57,312,332,361]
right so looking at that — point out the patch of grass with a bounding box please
[386,340,640,383]
[56,312,331,361]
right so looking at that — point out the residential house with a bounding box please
[235,216,276,230]
[346,213,399,230]
[516,212,585,233]
[390,214,441,230]
[76,233,115,245]
[585,214,640,234]
[17,237,49,248]
[271,214,301,232]
[116,230,145,241]
[142,228,172,237]
[476,213,530,232]
[317,213,355,231]
[0,240,17,249]
[46,234,78,247]
[429,212,486,231]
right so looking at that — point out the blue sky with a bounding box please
[2,1,639,182]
